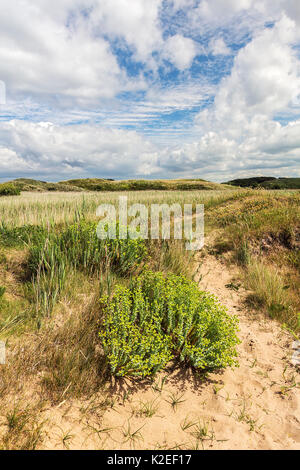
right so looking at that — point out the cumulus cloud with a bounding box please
[91,0,163,63]
[0,0,199,107]
[159,116,300,181]
[0,1,128,105]
[209,38,231,56]
[0,120,159,179]
[162,34,197,70]
[196,16,300,134]
[158,13,300,180]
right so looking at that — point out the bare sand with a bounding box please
[40,252,300,450]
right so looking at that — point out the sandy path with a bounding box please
[42,253,300,450]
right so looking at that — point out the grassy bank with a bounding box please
[207,191,300,332]
[4,177,233,193]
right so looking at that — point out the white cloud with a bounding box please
[0,1,130,105]
[196,16,300,135]
[209,38,231,56]
[162,34,197,70]
[0,120,159,179]
[158,13,300,180]
[0,147,33,173]
[158,114,300,181]
[0,0,202,109]
[195,0,257,23]
[91,0,163,63]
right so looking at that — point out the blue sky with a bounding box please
[0,0,300,182]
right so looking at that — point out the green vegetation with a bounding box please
[0,402,45,450]
[9,178,84,192]
[61,178,232,192]
[0,190,241,409]
[0,187,299,449]
[27,220,148,278]
[225,176,300,189]
[0,189,245,227]
[100,270,239,377]
[4,175,300,193]
[208,191,300,331]
[0,183,20,197]
[0,219,148,319]
[4,177,233,193]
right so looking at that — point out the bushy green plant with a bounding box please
[99,270,239,377]
[99,285,173,377]
[0,184,20,197]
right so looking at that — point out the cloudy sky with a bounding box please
[0,0,300,182]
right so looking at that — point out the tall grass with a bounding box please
[0,190,243,227]
[24,219,148,320]
[0,188,299,421]
[209,191,300,332]
[244,260,298,329]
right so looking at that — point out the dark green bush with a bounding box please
[0,184,21,197]
[99,270,240,377]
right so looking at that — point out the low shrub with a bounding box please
[99,270,239,377]
[0,184,20,197]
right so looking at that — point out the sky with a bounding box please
[0,0,300,182]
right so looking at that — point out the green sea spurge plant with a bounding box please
[99,270,240,377]
[99,285,173,377]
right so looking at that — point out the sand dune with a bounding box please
[41,252,300,450]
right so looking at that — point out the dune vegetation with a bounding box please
[225,176,300,190]
[0,187,299,449]
[2,177,233,194]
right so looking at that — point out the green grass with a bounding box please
[3,177,233,193]
[244,260,299,329]
[8,178,84,192]
[0,189,241,227]
[0,402,45,450]
[0,187,298,442]
[208,191,300,332]
[60,178,233,192]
